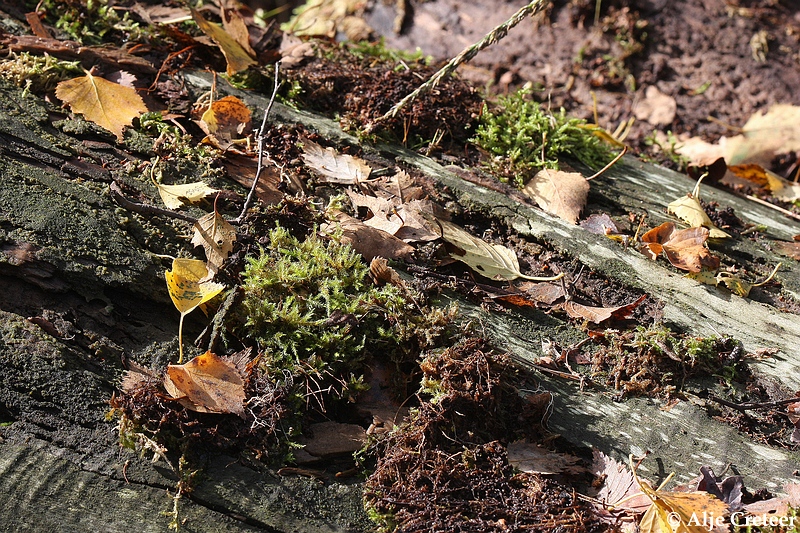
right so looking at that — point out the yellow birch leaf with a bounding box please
[191,8,257,76]
[165,258,224,363]
[667,194,729,238]
[55,71,148,141]
[631,456,729,533]
[191,210,237,275]
[153,179,219,209]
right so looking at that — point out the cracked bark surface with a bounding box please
[2,66,800,532]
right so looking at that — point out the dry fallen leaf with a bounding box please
[522,169,589,224]
[283,0,366,38]
[165,258,225,362]
[219,5,257,60]
[507,440,583,475]
[743,483,800,517]
[630,456,730,533]
[667,193,729,238]
[432,218,562,282]
[774,239,800,261]
[164,351,246,416]
[55,70,148,141]
[561,294,646,324]
[152,172,219,210]
[322,211,414,261]
[640,222,720,273]
[191,8,257,76]
[723,104,800,167]
[301,139,372,184]
[591,450,652,515]
[192,210,237,275]
[200,95,252,150]
[634,85,677,126]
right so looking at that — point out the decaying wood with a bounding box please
[2,66,800,533]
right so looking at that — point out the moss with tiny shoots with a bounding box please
[0,52,82,94]
[240,225,454,409]
[472,88,615,187]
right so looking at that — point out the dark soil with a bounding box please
[366,0,800,165]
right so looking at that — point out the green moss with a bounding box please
[38,0,143,45]
[471,88,615,187]
[241,226,403,388]
[0,52,82,94]
[345,38,431,69]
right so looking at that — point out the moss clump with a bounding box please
[472,88,615,188]
[241,226,409,400]
[0,52,82,94]
[590,325,745,398]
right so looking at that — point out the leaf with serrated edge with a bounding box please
[434,218,560,281]
[191,9,256,76]
[302,139,371,184]
[154,180,219,209]
[164,351,245,415]
[522,169,589,224]
[165,258,224,315]
[55,71,148,141]
[192,210,236,275]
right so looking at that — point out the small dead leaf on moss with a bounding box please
[640,222,719,272]
[322,211,413,261]
[347,191,439,242]
[191,8,257,76]
[301,139,371,184]
[164,351,246,415]
[55,70,148,141]
[522,169,589,224]
[432,218,562,282]
[192,209,237,275]
[561,294,646,324]
[507,440,583,475]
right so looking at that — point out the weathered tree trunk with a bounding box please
[2,65,800,533]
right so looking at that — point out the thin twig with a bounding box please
[109,181,199,224]
[707,394,800,412]
[744,194,800,222]
[368,0,550,129]
[235,61,281,224]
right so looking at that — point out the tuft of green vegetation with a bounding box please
[346,38,431,69]
[472,88,615,188]
[644,129,690,170]
[37,0,143,45]
[0,52,82,94]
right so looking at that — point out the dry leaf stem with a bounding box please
[236,62,281,224]
[371,0,550,127]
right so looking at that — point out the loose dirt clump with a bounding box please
[284,44,483,146]
[364,337,604,533]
